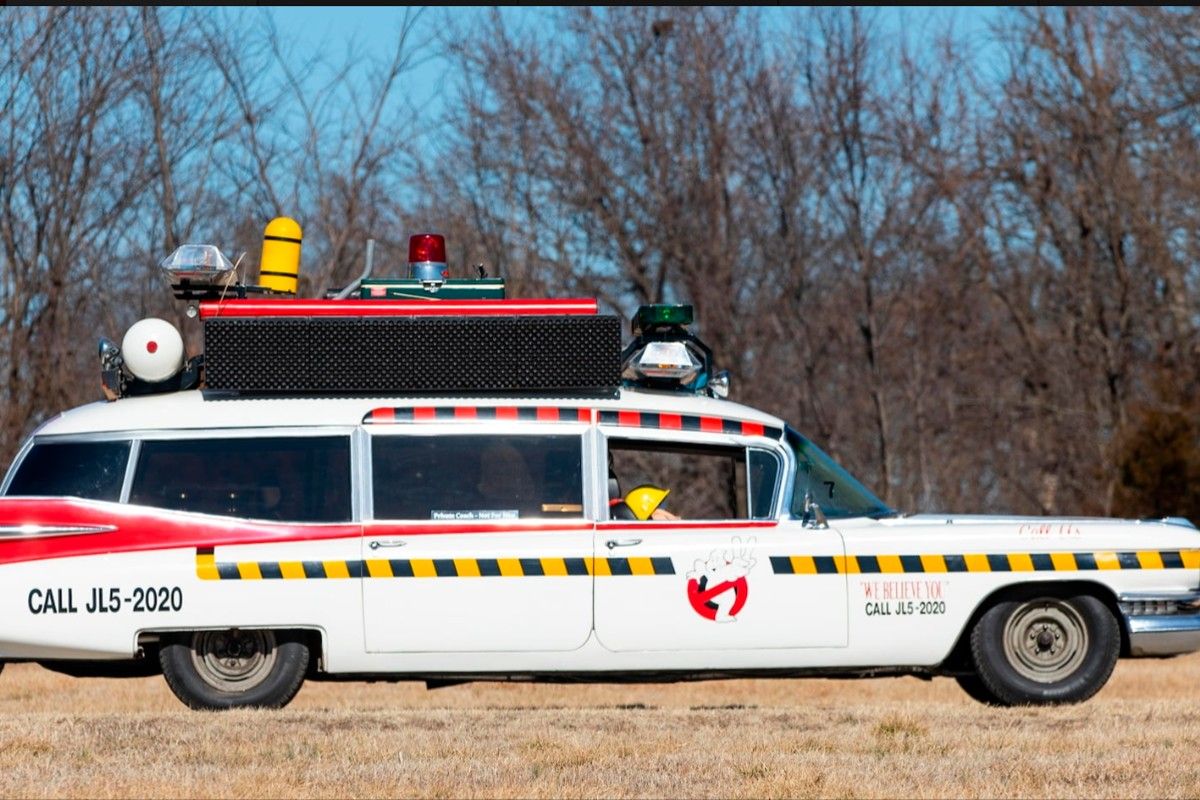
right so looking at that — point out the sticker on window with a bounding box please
[431,509,520,521]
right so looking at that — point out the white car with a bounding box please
[0,248,1196,710]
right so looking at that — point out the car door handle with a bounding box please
[605,538,643,550]
[368,539,407,550]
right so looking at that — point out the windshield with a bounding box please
[785,426,894,520]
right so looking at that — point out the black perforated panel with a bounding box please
[204,315,621,395]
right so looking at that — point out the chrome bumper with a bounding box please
[1120,592,1200,657]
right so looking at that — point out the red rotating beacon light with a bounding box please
[408,233,448,285]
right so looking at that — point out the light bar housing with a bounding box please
[620,303,716,394]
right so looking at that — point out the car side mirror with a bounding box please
[802,490,829,530]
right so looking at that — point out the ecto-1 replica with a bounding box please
[0,220,1197,710]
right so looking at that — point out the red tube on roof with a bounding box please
[198,298,599,319]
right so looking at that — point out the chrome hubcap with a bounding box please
[190,629,277,692]
[1003,599,1088,683]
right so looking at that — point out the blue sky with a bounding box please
[266,6,1003,125]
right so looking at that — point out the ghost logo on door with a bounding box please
[686,536,757,623]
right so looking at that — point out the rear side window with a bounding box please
[129,436,352,522]
[372,434,584,520]
[5,440,131,501]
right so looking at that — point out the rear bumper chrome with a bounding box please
[1120,592,1200,657]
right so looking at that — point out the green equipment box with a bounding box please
[360,278,505,300]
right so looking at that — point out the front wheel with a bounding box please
[967,592,1119,706]
[160,629,309,710]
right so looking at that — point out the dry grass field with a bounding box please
[1,654,1199,799]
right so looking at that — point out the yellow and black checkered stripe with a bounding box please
[769,550,1200,575]
[195,548,675,580]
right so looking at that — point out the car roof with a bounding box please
[36,389,785,437]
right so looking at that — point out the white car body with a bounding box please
[2,388,1197,683]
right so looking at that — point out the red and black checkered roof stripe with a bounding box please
[363,406,782,438]
[595,409,781,439]
[365,406,593,424]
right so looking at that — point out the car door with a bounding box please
[361,423,595,652]
[593,429,848,651]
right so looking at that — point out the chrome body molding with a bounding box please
[1120,591,1200,657]
[0,524,117,540]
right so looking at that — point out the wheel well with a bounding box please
[137,627,328,674]
[939,580,1128,673]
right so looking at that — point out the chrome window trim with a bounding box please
[745,445,785,521]
[582,424,604,523]
[351,426,370,524]
[0,435,37,496]
[118,440,141,503]
[131,425,358,442]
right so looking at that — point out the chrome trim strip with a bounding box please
[1119,590,1200,604]
[119,439,141,504]
[1127,615,1200,635]
[0,524,117,539]
[1126,611,1200,656]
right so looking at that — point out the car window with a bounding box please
[748,449,780,519]
[372,434,584,520]
[785,426,892,520]
[129,436,352,522]
[5,440,131,501]
[607,440,775,520]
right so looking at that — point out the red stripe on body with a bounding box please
[0,498,596,566]
[495,407,519,421]
[617,410,642,427]
[0,498,359,566]
[699,416,724,433]
[741,422,765,437]
[371,408,396,423]
[454,406,478,419]
[413,407,436,421]
[596,520,779,532]
[364,520,593,537]
[536,407,560,422]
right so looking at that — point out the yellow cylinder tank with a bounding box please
[259,217,302,294]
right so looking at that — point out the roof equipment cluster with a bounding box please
[96,218,728,400]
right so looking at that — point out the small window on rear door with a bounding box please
[5,440,131,501]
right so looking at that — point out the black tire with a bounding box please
[954,673,1002,706]
[159,629,309,710]
[969,592,1119,706]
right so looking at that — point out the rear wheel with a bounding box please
[968,592,1119,706]
[160,629,308,710]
